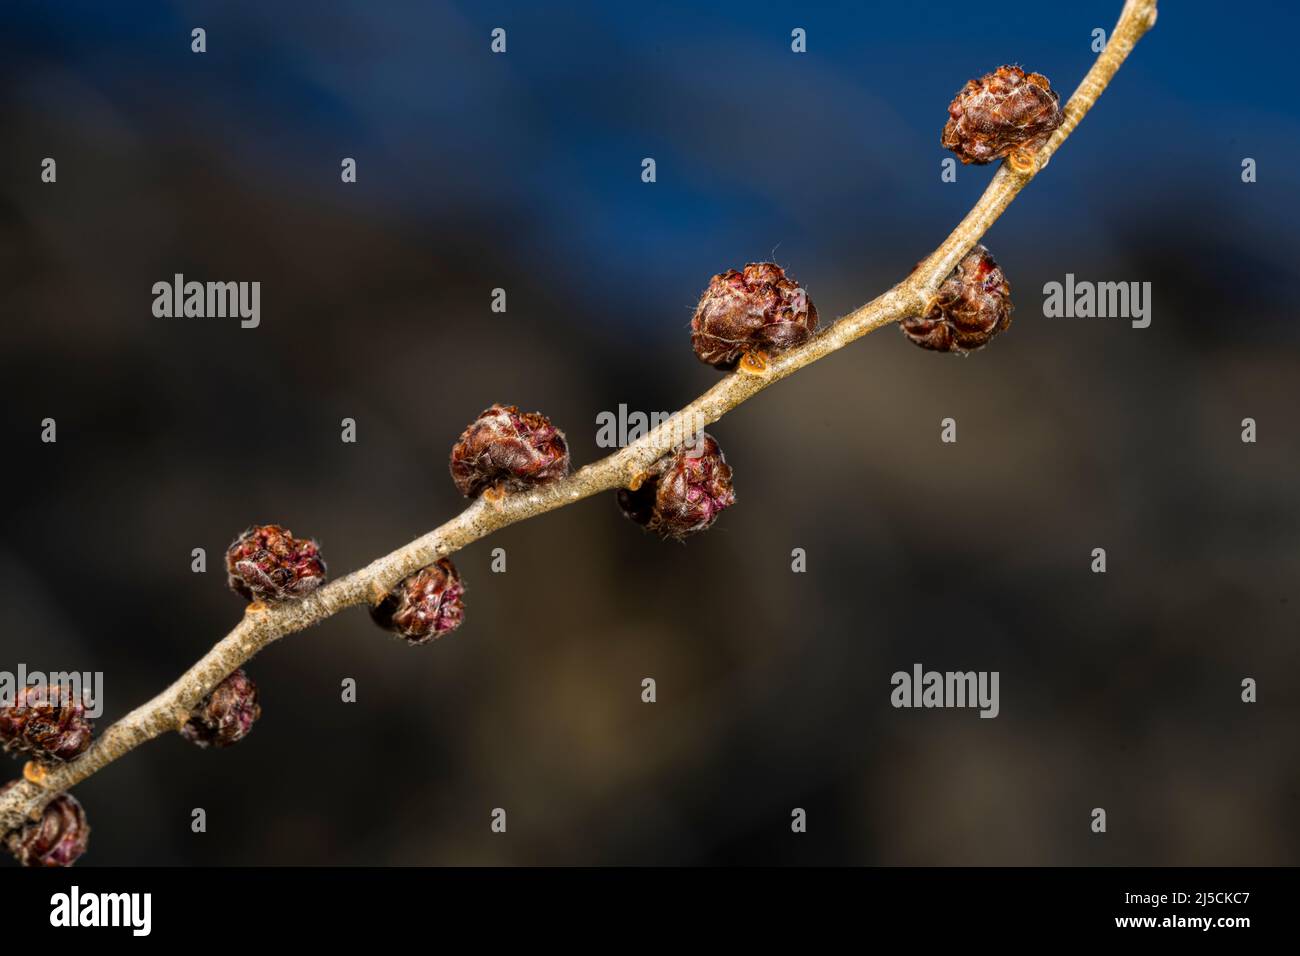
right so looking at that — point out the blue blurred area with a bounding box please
[7,0,1297,335]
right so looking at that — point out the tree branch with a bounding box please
[0,0,1158,839]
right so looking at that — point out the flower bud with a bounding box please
[902,245,1012,353]
[0,685,93,764]
[226,524,326,603]
[1,785,89,867]
[449,404,570,498]
[691,263,818,369]
[371,559,466,645]
[618,433,735,540]
[180,669,261,749]
[941,65,1063,167]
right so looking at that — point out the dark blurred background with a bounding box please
[1,0,1297,865]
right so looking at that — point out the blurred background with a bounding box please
[1,0,1297,865]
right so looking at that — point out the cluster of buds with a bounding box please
[904,62,1046,353]
[618,433,736,540]
[691,262,817,371]
[0,684,93,764]
[941,65,1063,171]
[167,524,327,757]
[1,782,89,867]
[226,524,326,603]
[438,70,1058,543]
[371,559,466,645]
[902,245,1013,353]
[450,404,570,499]
[180,669,262,749]
[444,396,739,543]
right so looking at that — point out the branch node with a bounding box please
[737,350,771,375]
[482,484,508,509]
[1007,148,1040,175]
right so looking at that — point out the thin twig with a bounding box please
[0,0,1158,838]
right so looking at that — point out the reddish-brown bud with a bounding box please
[449,404,570,498]
[618,433,736,540]
[180,669,261,749]
[1,785,89,867]
[370,559,466,645]
[0,685,93,764]
[691,263,818,369]
[941,65,1063,167]
[902,245,1012,353]
[225,524,326,603]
